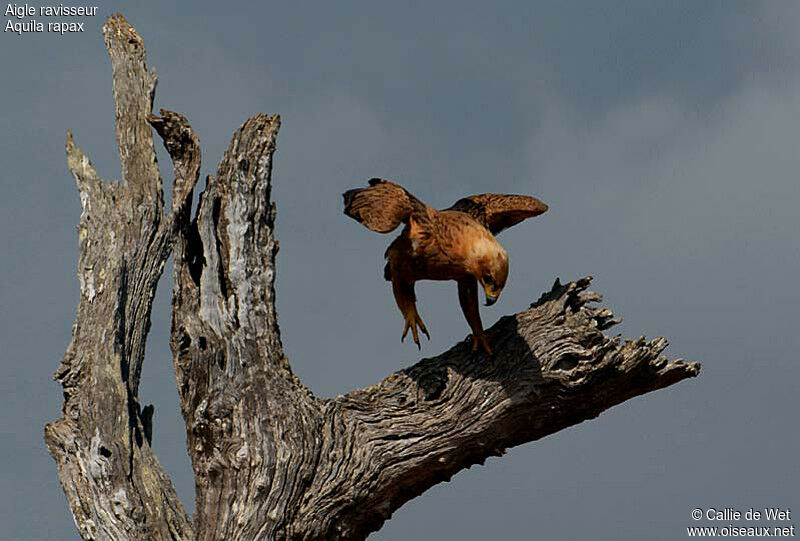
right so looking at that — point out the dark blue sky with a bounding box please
[1,2,798,539]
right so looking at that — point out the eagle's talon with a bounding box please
[471,333,493,356]
[419,320,430,340]
[401,309,429,349]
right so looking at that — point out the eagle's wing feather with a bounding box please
[343,178,425,233]
[447,193,548,235]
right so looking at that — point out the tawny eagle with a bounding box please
[343,178,548,355]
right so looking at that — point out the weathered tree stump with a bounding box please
[45,14,700,541]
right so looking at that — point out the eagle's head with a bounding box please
[471,237,508,306]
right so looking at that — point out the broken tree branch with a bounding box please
[157,112,698,539]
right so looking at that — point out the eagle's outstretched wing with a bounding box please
[343,178,425,233]
[447,193,548,235]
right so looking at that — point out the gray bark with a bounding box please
[44,14,194,541]
[46,14,701,541]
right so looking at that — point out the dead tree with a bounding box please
[44,14,700,541]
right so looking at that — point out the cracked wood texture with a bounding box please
[46,13,701,541]
[44,14,195,541]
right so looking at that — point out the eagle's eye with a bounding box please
[483,274,493,285]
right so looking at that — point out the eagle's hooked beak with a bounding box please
[484,292,499,306]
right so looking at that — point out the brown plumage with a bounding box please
[343,178,548,355]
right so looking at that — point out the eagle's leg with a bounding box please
[391,276,430,349]
[457,278,492,356]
